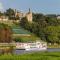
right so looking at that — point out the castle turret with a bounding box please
[26,8,32,22]
[29,8,31,13]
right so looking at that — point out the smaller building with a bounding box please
[57,15,60,19]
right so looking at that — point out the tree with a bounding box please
[5,8,15,20]
[20,17,29,28]
[33,13,45,22]
[44,26,60,43]
[33,13,47,27]
[45,16,58,26]
[0,23,12,43]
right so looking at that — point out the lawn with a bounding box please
[0,52,60,60]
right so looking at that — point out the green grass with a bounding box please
[11,24,31,34]
[14,35,40,42]
[0,52,60,60]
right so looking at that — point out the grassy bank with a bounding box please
[0,52,60,60]
[48,44,60,48]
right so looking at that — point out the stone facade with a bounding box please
[26,10,32,22]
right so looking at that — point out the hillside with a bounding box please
[10,24,40,42]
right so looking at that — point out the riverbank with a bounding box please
[48,44,60,48]
[0,52,60,60]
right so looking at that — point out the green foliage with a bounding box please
[14,35,40,42]
[20,17,29,28]
[5,8,15,19]
[33,13,45,22]
[44,26,60,43]
[45,17,58,26]
[0,52,60,60]
[5,8,20,20]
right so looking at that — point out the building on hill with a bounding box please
[14,8,32,22]
[0,9,32,24]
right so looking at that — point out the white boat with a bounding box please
[16,41,47,51]
[24,41,47,51]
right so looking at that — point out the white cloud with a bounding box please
[0,2,3,11]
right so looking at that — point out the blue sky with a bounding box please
[0,0,60,14]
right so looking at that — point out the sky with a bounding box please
[0,0,60,14]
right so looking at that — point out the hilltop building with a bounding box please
[14,8,32,22]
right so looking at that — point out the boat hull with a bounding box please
[25,47,47,51]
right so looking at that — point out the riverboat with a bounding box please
[16,41,47,51]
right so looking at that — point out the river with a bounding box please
[14,48,60,54]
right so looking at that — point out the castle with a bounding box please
[14,8,32,22]
[0,8,32,24]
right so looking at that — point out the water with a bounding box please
[47,48,60,52]
[14,49,38,54]
[14,48,60,54]
[14,50,26,54]
[1,48,60,54]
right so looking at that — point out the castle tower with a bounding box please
[14,9,17,17]
[29,8,31,13]
[26,8,32,22]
